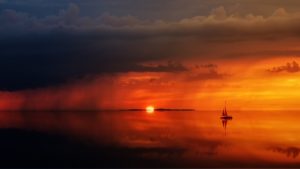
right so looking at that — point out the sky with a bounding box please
[1,0,300,110]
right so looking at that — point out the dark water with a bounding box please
[0,110,300,167]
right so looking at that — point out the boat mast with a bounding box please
[224,101,227,116]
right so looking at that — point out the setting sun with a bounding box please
[146,106,155,114]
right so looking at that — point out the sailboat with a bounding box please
[220,102,233,120]
[220,102,233,134]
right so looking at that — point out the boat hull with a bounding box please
[220,116,233,120]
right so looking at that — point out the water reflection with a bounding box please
[221,118,232,134]
[269,146,300,158]
[0,110,299,167]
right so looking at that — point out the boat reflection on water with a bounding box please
[0,109,300,167]
[220,102,233,135]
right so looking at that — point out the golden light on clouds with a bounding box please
[1,3,300,111]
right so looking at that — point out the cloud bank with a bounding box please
[1,4,300,90]
[268,61,300,73]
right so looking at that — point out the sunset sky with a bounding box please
[1,0,300,110]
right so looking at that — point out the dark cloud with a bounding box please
[187,69,225,81]
[2,4,300,90]
[267,61,300,73]
[0,32,188,90]
[3,4,300,39]
[196,64,218,69]
[139,61,188,72]
[3,0,300,21]
[225,50,300,58]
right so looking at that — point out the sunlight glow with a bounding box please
[146,106,155,114]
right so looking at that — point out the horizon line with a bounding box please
[0,108,196,113]
[0,108,298,112]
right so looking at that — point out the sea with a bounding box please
[0,110,299,167]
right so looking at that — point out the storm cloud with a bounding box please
[2,3,300,90]
[268,61,300,73]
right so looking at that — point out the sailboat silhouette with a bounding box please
[220,101,233,134]
[220,101,233,120]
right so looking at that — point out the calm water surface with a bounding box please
[0,110,300,167]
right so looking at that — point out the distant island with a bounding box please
[121,108,195,112]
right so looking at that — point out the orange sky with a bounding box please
[2,4,300,111]
[1,56,300,111]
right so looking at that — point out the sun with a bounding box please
[146,106,155,114]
